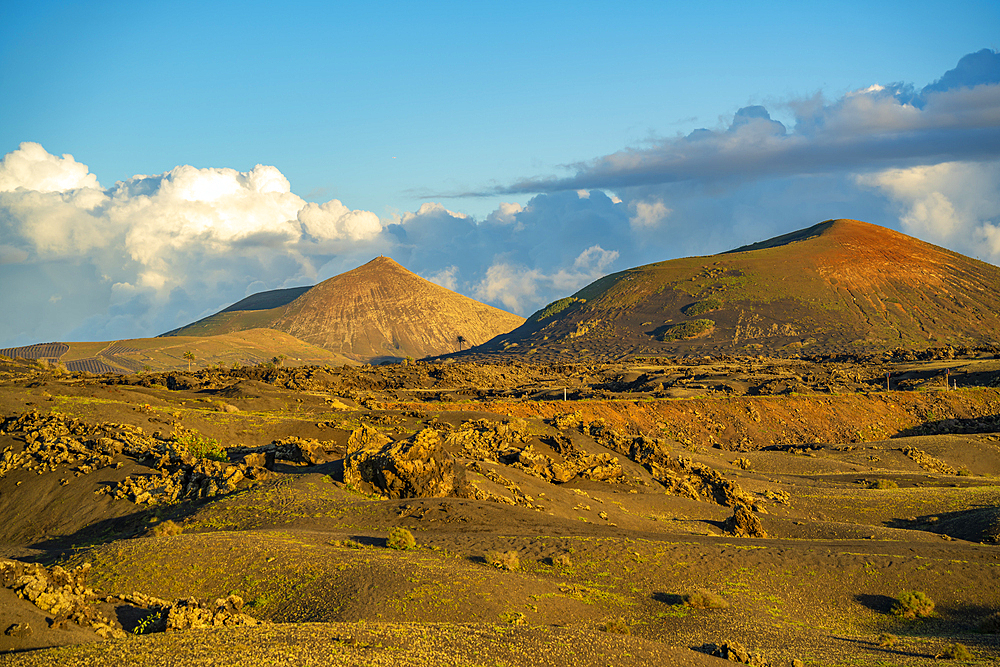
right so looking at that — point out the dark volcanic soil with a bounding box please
[1,353,999,666]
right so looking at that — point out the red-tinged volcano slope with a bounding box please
[474,219,1000,361]
[164,257,525,362]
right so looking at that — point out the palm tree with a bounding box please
[457,335,467,352]
[183,350,195,372]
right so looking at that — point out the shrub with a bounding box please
[602,617,630,634]
[485,549,520,571]
[891,591,934,619]
[660,319,715,341]
[939,643,973,660]
[331,538,365,549]
[133,610,163,635]
[147,520,182,538]
[869,479,899,490]
[387,527,416,550]
[174,433,227,462]
[682,298,723,317]
[550,553,572,567]
[683,589,729,609]
[530,297,584,323]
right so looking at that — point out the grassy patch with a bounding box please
[682,298,723,316]
[659,319,715,341]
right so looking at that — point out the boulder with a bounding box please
[344,428,467,498]
[724,505,768,538]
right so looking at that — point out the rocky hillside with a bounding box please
[473,219,1000,361]
[164,257,525,362]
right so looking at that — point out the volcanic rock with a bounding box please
[344,428,467,498]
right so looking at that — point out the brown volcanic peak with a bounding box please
[165,257,524,362]
[475,219,1000,361]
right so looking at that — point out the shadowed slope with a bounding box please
[475,219,1000,360]
[165,257,525,362]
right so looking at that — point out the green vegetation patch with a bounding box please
[681,298,723,317]
[529,297,585,323]
[659,319,715,341]
[174,432,227,461]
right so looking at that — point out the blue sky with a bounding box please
[1,1,999,346]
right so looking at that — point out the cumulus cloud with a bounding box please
[426,265,459,291]
[0,144,633,345]
[0,142,100,192]
[478,50,1000,195]
[6,51,999,348]
[0,142,387,345]
[473,245,619,314]
[484,202,523,228]
[629,199,671,229]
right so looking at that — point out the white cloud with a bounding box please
[298,199,382,241]
[0,142,100,192]
[474,245,619,315]
[485,202,523,225]
[856,160,1000,261]
[473,263,544,314]
[425,265,459,291]
[0,144,388,345]
[629,199,671,229]
[401,202,467,224]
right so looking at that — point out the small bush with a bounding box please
[660,319,715,341]
[939,643,973,660]
[877,633,898,648]
[869,479,899,490]
[387,527,416,550]
[146,520,182,538]
[891,591,934,619]
[682,298,723,317]
[549,553,572,567]
[500,612,526,625]
[331,538,365,549]
[602,617,630,634]
[978,611,1000,633]
[174,433,227,462]
[132,610,163,635]
[485,549,520,571]
[683,589,729,609]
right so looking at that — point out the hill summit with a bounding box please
[474,219,1000,361]
[164,257,524,362]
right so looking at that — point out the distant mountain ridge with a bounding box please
[472,219,1000,361]
[164,257,525,362]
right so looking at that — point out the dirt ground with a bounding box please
[1,353,998,666]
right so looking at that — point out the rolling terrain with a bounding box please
[472,219,1000,362]
[0,350,999,665]
[2,220,1000,666]
[0,329,354,374]
[164,257,525,362]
